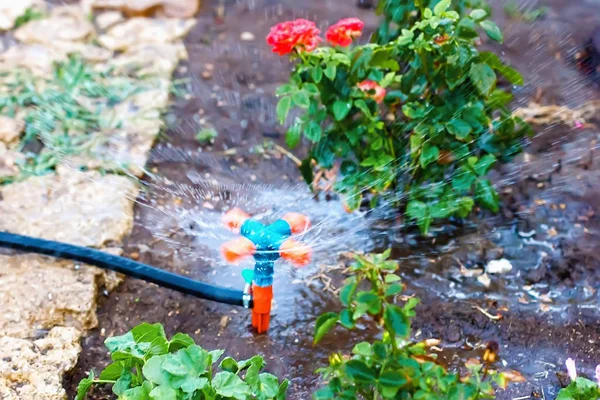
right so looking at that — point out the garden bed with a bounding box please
[62,0,600,399]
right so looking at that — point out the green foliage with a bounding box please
[276,1,531,234]
[503,2,547,22]
[13,7,45,28]
[312,251,521,399]
[557,378,600,400]
[375,0,491,43]
[0,55,150,184]
[76,323,288,400]
[196,127,219,144]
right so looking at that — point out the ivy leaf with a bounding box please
[480,20,503,42]
[469,63,497,96]
[332,100,352,121]
[475,179,500,212]
[213,372,251,399]
[276,96,291,124]
[314,312,339,344]
[384,304,410,338]
[420,143,439,168]
[345,360,377,383]
[76,371,95,400]
[292,90,310,109]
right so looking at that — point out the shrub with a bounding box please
[557,359,600,400]
[270,0,531,234]
[375,0,491,43]
[76,323,288,400]
[312,251,524,399]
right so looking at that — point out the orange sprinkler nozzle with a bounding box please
[279,239,312,267]
[223,208,250,232]
[221,237,256,264]
[282,212,311,234]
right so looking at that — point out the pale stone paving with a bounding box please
[0,1,196,398]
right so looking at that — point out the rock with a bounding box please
[0,0,44,31]
[477,273,491,288]
[15,5,94,45]
[95,10,124,30]
[107,42,188,78]
[240,31,255,41]
[83,0,201,18]
[98,17,196,51]
[0,44,66,77]
[0,254,115,338]
[0,167,138,247]
[486,258,513,274]
[0,116,23,143]
[0,327,81,400]
[0,142,24,180]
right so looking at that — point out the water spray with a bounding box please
[0,209,311,334]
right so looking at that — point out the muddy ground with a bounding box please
[66,0,600,399]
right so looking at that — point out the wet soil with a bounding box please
[66,0,600,399]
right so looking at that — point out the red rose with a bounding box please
[358,80,386,104]
[326,17,364,47]
[266,19,322,56]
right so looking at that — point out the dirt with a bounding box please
[65,0,600,399]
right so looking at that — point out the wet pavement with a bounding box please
[66,0,600,398]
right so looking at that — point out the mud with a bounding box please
[66,0,600,399]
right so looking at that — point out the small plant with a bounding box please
[557,359,600,400]
[196,127,219,144]
[76,322,288,400]
[312,251,524,399]
[269,1,531,234]
[13,6,46,28]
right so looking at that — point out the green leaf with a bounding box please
[469,9,488,21]
[469,63,497,96]
[480,20,504,42]
[305,121,322,142]
[453,167,477,192]
[303,83,320,96]
[446,119,472,140]
[345,360,376,383]
[475,179,500,212]
[213,371,251,399]
[385,283,403,297]
[406,200,427,220]
[479,52,524,85]
[311,67,323,83]
[168,333,195,352]
[385,274,401,283]
[105,332,137,354]
[324,64,337,80]
[332,100,352,121]
[456,197,475,218]
[384,304,410,338]
[142,356,169,386]
[339,309,355,329]
[314,312,339,344]
[286,123,302,148]
[257,373,281,398]
[420,143,439,168]
[352,342,373,357]
[131,323,166,344]
[209,349,225,364]
[76,371,95,400]
[99,362,125,381]
[434,0,450,15]
[276,379,290,399]
[378,369,408,389]
[291,90,310,109]
[474,154,496,176]
[275,84,294,96]
[339,280,358,306]
[448,384,477,400]
[180,377,208,393]
[410,134,421,159]
[149,386,177,400]
[220,357,239,373]
[300,158,314,187]
[113,370,132,396]
[276,96,291,124]
[121,382,152,400]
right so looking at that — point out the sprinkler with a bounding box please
[0,209,311,334]
[220,208,312,333]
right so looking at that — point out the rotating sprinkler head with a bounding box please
[220,208,312,333]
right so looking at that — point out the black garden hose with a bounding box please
[0,231,252,308]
